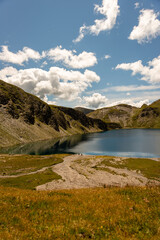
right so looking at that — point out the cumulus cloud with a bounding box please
[0,46,42,65]
[47,46,97,69]
[115,55,160,84]
[0,67,100,101]
[73,0,120,43]
[83,93,108,108]
[104,55,111,60]
[129,9,160,43]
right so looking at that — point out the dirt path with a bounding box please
[36,155,158,191]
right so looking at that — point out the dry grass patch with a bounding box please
[0,186,160,239]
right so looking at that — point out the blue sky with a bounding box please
[0,0,160,108]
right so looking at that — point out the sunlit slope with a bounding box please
[88,102,160,128]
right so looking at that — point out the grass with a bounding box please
[121,158,160,180]
[0,154,65,175]
[0,154,66,189]
[97,157,160,181]
[94,166,128,177]
[0,168,61,190]
[0,186,159,239]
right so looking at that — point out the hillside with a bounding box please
[87,104,137,128]
[74,107,94,115]
[0,80,108,148]
[87,102,160,128]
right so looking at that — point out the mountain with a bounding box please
[74,107,94,115]
[87,102,160,129]
[87,104,137,128]
[131,101,160,128]
[0,80,109,148]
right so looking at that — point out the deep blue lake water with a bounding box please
[1,129,160,158]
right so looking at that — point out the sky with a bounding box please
[0,0,160,109]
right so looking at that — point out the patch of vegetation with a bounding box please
[0,168,61,190]
[122,158,160,180]
[94,166,128,177]
[0,154,64,175]
[0,186,159,239]
[108,108,127,116]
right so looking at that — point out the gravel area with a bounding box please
[36,155,159,190]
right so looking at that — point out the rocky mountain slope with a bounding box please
[87,102,160,128]
[0,80,109,148]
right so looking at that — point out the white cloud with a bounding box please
[85,89,160,109]
[105,98,150,108]
[0,66,18,79]
[73,0,120,43]
[47,46,97,69]
[129,9,160,43]
[106,85,160,92]
[0,46,42,65]
[47,100,57,105]
[115,55,160,84]
[134,2,140,9]
[0,67,100,101]
[104,55,111,60]
[83,93,108,108]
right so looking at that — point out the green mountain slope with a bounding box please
[132,102,160,128]
[87,102,160,129]
[0,80,109,148]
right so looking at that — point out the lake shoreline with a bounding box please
[1,129,160,159]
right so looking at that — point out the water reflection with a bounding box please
[0,134,90,155]
[1,129,160,158]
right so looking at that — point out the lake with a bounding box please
[1,129,160,158]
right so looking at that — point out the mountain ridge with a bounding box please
[87,102,160,128]
[0,80,110,148]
